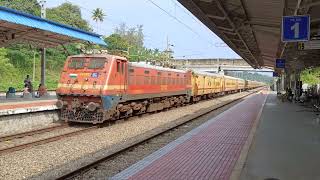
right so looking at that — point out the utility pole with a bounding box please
[39,0,46,87]
[164,35,174,66]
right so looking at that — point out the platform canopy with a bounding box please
[178,0,320,71]
[0,6,107,48]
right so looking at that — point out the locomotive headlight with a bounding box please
[86,102,99,111]
[56,100,66,109]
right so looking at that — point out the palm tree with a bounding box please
[92,8,105,23]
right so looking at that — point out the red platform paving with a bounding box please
[0,99,57,116]
[0,100,57,111]
[112,91,268,180]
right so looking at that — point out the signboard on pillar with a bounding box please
[276,59,285,69]
[298,40,320,50]
[282,15,310,42]
[273,72,279,77]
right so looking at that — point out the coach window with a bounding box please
[117,61,120,73]
[121,63,124,74]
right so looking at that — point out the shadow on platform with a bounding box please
[241,92,320,180]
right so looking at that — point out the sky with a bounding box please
[46,0,240,59]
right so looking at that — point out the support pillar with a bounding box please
[40,48,46,86]
[281,73,285,92]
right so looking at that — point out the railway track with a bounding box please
[0,124,67,142]
[0,125,97,155]
[53,89,262,180]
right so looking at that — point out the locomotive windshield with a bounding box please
[68,58,85,69]
[88,58,107,69]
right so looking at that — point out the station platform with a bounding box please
[0,95,57,116]
[240,93,320,180]
[112,91,268,180]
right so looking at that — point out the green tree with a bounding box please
[92,8,105,23]
[0,48,19,89]
[301,68,320,85]
[105,34,128,51]
[46,3,91,31]
[0,1,94,90]
[0,0,40,16]
[115,23,144,49]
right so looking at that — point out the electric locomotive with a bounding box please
[56,54,192,124]
[56,54,264,124]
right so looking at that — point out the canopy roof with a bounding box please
[0,6,107,48]
[178,0,320,71]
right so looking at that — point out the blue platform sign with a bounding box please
[282,15,310,42]
[276,59,285,68]
[273,72,279,77]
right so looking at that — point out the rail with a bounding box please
[52,88,263,180]
[0,126,97,155]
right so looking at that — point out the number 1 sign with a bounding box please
[282,15,310,42]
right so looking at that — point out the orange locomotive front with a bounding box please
[56,54,192,124]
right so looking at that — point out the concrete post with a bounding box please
[40,0,46,88]
[40,48,46,86]
[281,73,285,92]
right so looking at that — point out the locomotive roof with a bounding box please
[69,54,127,60]
[223,75,244,81]
[129,62,187,73]
[192,71,244,81]
[192,70,224,77]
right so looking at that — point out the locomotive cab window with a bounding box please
[68,58,85,69]
[121,63,124,74]
[117,62,121,72]
[88,58,106,69]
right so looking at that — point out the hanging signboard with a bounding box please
[282,15,310,42]
[298,40,320,50]
[276,59,285,69]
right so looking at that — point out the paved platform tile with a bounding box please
[112,92,267,180]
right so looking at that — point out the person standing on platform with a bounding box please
[24,75,33,93]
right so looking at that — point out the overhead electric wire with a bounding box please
[146,0,225,49]
[146,0,201,38]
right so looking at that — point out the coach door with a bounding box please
[116,60,127,94]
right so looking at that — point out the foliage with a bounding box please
[0,48,18,89]
[115,23,144,48]
[105,34,129,51]
[300,67,320,85]
[0,0,40,16]
[0,1,172,91]
[92,8,105,23]
[0,1,91,91]
[106,23,169,64]
[226,71,273,85]
[47,3,91,31]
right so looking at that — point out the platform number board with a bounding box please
[273,72,279,77]
[276,59,285,69]
[282,15,310,42]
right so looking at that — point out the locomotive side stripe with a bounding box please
[57,83,103,89]
[57,83,127,91]
[103,85,128,90]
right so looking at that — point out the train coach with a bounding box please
[56,54,263,124]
